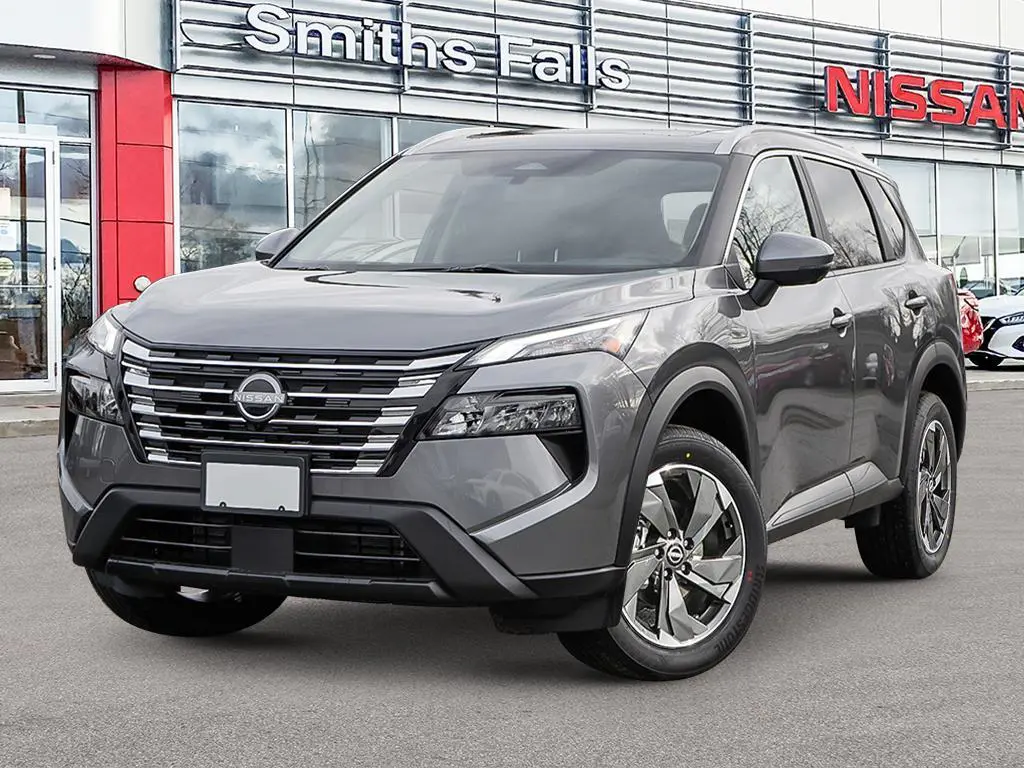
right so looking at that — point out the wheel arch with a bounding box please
[615,345,758,567]
[901,340,967,473]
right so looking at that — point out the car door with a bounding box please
[800,159,915,487]
[730,155,856,520]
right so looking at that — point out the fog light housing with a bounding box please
[68,374,122,425]
[422,391,581,439]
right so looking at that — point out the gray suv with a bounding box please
[59,126,966,680]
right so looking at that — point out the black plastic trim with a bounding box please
[65,483,617,609]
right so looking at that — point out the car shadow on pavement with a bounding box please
[126,559,889,685]
[766,561,875,584]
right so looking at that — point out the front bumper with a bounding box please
[978,322,1024,359]
[59,350,648,628]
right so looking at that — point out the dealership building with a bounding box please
[3,0,1024,392]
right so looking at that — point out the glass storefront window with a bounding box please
[0,88,90,138]
[59,145,92,350]
[178,102,287,272]
[876,159,937,262]
[397,118,475,152]
[0,145,49,381]
[996,169,1024,295]
[938,165,996,295]
[293,111,389,228]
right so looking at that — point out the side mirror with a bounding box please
[255,228,299,260]
[749,232,834,306]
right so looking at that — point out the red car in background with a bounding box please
[959,289,983,355]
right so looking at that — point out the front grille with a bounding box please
[109,509,432,581]
[120,339,467,475]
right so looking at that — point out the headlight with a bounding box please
[68,374,122,425]
[1000,312,1024,326]
[422,391,581,439]
[465,312,647,367]
[86,310,123,357]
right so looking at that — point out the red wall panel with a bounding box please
[98,67,174,310]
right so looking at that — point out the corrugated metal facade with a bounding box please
[174,0,1024,165]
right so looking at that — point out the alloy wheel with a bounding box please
[918,420,953,555]
[622,464,746,649]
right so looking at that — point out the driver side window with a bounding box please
[731,156,812,288]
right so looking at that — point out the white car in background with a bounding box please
[972,287,1024,368]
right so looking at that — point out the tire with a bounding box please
[87,570,286,637]
[558,426,767,681]
[855,393,957,579]
[969,354,1002,370]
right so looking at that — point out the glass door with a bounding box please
[0,135,59,392]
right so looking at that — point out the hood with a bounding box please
[116,262,694,352]
[976,294,1024,319]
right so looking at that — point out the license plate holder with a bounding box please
[201,452,307,517]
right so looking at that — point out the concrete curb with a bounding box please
[0,419,59,439]
[967,379,1024,392]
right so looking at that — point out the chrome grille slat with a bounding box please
[138,428,398,453]
[121,340,468,475]
[122,339,463,373]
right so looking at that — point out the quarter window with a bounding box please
[804,160,884,270]
[731,156,812,287]
[863,176,907,261]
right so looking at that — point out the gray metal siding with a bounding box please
[175,0,1024,164]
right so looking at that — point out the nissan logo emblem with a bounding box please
[232,372,287,422]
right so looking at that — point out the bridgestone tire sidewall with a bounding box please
[606,427,767,679]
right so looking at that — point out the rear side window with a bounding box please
[862,176,907,261]
[804,160,884,270]
[730,156,812,287]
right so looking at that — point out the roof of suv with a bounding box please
[405,125,880,178]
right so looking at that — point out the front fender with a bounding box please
[615,348,758,567]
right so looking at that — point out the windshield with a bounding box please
[274,149,723,273]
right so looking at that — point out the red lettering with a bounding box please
[825,65,871,116]
[1010,87,1024,130]
[872,69,886,117]
[889,74,928,121]
[967,84,1008,128]
[928,79,967,125]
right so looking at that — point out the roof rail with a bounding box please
[714,125,850,155]
[402,125,515,155]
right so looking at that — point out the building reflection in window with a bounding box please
[60,145,92,349]
[178,102,287,272]
[876,159,937,263]
[938,164,996,295]
[294,111,389,228]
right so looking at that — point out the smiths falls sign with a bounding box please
[243,3,632,91]
[825,65,1024,130]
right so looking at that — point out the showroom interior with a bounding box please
[5,0,1024,392]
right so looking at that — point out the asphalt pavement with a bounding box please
[3,390,1023,767]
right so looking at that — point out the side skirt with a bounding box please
[765,462,903,544]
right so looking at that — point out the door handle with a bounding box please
[830,311,853,330]
[905,295,929,312]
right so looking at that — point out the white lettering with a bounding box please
[361,19,377,63]
[244,3,290,54]
[296,20,357,58]
[379,24,399,65]
[500,36,534,77]
[598,58,631,91]
[239,8,629,90]
[532,49,568,84]
[402,22,439,69]
[441,39,477,74]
